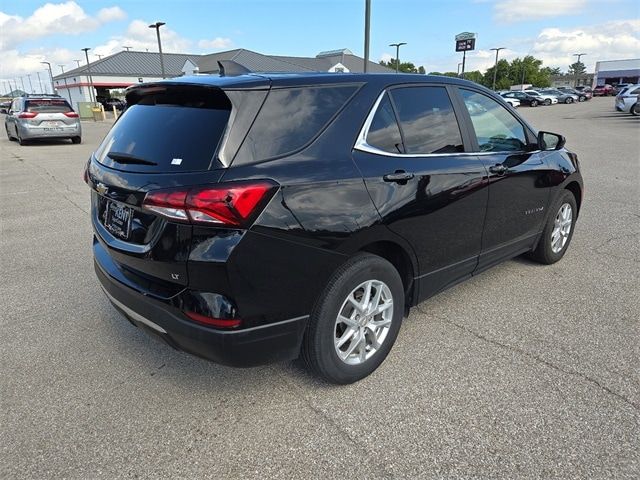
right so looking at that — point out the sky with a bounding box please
[1,0,639,92]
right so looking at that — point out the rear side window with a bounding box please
[366,93,403,153]
[240,85,358,160]
[95,86,231,172]
[389,86,464,154]
[460,89,527,152]
[25,99,72,113]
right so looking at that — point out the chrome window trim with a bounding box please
[353,89,541,158]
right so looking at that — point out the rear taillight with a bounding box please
[18,112,38,119]
[64,112,79,118]
[184,311,241,329]
[142,180,278,227]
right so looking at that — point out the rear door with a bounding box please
[353,84,489,299]
[455,88,552,269]
[88,84,239,286]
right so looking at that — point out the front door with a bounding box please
[352,85,489,300]
[456,88,552,270]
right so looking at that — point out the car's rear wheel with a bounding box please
[579,96,586,102]
[528,190,577,265]
[5,125,13,141]
[530,100,538,107]
[71,136,82,144]
[565,97,573,104]
[17,132,27,145]
[302,253,404,384]
[545,99,552,106]
[631,103,640,116]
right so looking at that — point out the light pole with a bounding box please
[95,54,103,60]
[148,21,166,79]
[573,53,586,87]
[36,72,43,92]
[27,74,34,93]
[41,61,55,94]
[363,0,371,73]
[490,47,505,90]
[457,63,463,75]
[82,47,96,103]
[73,59,81,68]
[123,46,132,52]
[389,42,407,73]
[19,77,26,93]
[59,65,72,103]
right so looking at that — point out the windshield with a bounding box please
[26,99,72,113]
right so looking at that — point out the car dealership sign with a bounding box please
[455,32,476,52]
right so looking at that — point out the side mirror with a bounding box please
[537,131,566,151]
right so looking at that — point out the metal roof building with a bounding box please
[52,48,392,109]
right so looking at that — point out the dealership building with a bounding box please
[593,58,640,86]
[53,48,390,109]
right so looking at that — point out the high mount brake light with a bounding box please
[142,181,277,227]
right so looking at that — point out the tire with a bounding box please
[631,103,640,116]
[71,136,81,144]
[301,253,404,384]
[530,100,538,107]
[579,96,586,102]
[528,190,577,265]
[545,99,552,106]
[565,97,573,104]
[5,125,13,141]
[17,132,27,145]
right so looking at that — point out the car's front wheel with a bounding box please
[71,136,82,144]
[528,190,577,264]
[565,97,573,104]
[544,99,552,106]
[631,103,639,116]
[530,100,538,107]
[302,253,404,384]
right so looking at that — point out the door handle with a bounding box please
[383,171,414,183]
[489,164,507,175]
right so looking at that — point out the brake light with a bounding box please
[18,112,38,118]
[184,311,241,328]
[64,112,79,118]
[142,180,277,227]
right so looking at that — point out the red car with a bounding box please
[593,84,614,96]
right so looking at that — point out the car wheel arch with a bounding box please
[564,181,582,216]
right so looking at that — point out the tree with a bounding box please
[548,67,562,75]
[418,66,425,74]
[568,61,586,75]
[482,58,511,90]
[428,71,459,77]
[463,70,484,84]
[379,59,420,73]
[507,56,550,87]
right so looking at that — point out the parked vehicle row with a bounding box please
[614,84,640,116]
[499,86,594,107]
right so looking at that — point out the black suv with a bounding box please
[87,72,583,384]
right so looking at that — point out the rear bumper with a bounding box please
[20,122,81,139]
[95,258,308,367]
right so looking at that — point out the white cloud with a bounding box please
[379,52,393,63]
[97,6,126,23]
[531,19,640,69]
[0,2,125,50]
[198,37,233,50]
[494,0,587,23]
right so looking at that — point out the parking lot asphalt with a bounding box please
[1,97,639,479]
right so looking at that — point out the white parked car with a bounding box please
[615,85,639,115]
[503,97,521,108]
[524,90,558,105]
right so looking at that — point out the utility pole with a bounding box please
[363,0,371,73]
[148,22,167,78]
[82,48,96,103]
[573,53,587,88]
[490,47,505,90]
[59,65,72,103]
[389,42,407,73]
[41,61,55,94]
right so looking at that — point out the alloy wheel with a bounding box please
[334,279,393,365]
[551,203,573,253]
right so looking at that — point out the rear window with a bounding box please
[26,99,72,113]
[238,85,359,161]
[95,86,231,173]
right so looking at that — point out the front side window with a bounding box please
[460,89,527,152]
[389,86,464,154]
[366,93,403,153]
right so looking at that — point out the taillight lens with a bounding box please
[64,112,79,118]
[142,180,277,227]
[18,112,38,119]
[184,311,241,328]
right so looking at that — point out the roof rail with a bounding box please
[217,60,251,77]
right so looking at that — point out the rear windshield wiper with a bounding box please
[107,151,157,166]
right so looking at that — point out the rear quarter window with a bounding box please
[238,85,359,161]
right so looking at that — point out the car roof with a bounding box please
[131,72,491,92]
